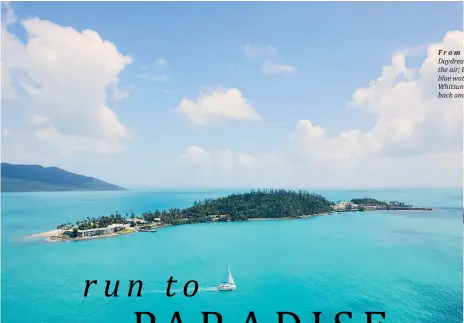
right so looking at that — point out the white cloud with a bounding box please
[157,58,167,66]
[179,144,461,188]
[180,146,258,169]
[244,44,297,75]
[181,31,463,187]
[175,86,260,126]
[1,2,17,26]
[179,145,210,163]
[288,120,382,163]
[1,61,16,99]
[237,153,256,168]
[288,30,463,163]
[137,58,168,82]
[262,61,297,75]
[178,146,288,187]
[395,44,428,57]
[112,79,130,100]
[2,5,132,155]
[349,31,463,157]
[35,127,126,155]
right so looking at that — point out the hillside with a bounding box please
[1,163,125,192]
[57,189,334,231]
[141,189,334,224]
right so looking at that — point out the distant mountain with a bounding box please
[1,163,125,192]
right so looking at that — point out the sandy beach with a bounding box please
[49,228,137,242]
[26,229,63,239]
[26,225,171,242]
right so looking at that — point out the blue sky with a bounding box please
[2,1,462,188]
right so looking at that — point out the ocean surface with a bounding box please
[1,188,462,323]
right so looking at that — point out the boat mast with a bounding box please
[227,263,235,285]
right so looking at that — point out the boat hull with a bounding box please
[217,284,236,291]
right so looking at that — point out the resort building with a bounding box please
[133,218,147,224]
[332,202,359,212]
[362,205,377,211]
[63,223,127,238]
[333,204,346,212]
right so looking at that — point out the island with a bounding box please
[1,163,125,192]
[30,189,431,242]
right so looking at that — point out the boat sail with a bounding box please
[217,263,236,291]
[227,266,235,285]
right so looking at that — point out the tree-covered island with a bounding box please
[47,189,431,241]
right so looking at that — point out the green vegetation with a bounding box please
[118,228,134,234]
[386,201,412,208]
[350,198,411,208]
[1,178,80,192]
[54,190,419,238]
[350,198,387,205]
[141,189,333,225]
[57,212,133,230]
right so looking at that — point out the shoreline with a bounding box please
[27,214,327,242]
[28,224,172,242]
[27,229,62,239]
[366,210,436,213]
[26,208,433,243]
[248,212,328,221]
[46,228,137,242]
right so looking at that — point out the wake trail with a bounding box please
[146,287,218,294]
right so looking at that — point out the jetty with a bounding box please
[332,200,432,212]
[138,228,158,232]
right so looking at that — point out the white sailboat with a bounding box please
[217,263,236,291]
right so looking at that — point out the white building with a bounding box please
[333,204,346,211]
[64,223,127,238]
[332,201,359,212]
[133,218,147,224]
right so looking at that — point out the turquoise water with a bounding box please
[1,188,462,323]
